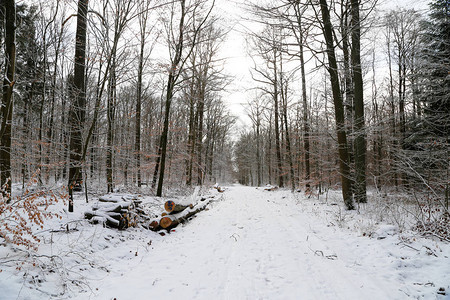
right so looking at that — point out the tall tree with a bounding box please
[247,0,314,190]
[156,0,215,196]
[155,0,187,196]
[419,0,449,137]
[351,0,367,203]
[68,0,88,212]
[292,2,311,192]
[247,95,265,187]
[250,26,285,188]
[106,53,116,193]
[317,0,354,209]
[385,8,422,188]
[279,49,295,191]
[135,0,153,188]
[418,0,449,209]
[0,0,16,202]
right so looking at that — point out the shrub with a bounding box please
[0,176,67,251]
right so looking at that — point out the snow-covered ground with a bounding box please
[1,185,449,299]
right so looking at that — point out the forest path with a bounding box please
[90,185,404,299]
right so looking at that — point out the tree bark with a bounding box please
[135,3,149,188]
[1,0,16,202]
[68,0,88,212]
[297,13,310,192]
[351,0,367,203]
[386,26,398,188]
[196,82,205,186]
[106,56,116,193]
[280,61,295,191]
[185,74,196,186]
[319,0,354,209]
[256,115,262,186]
[156,1,186,197]
[273,45,283,188]
[341,0,355,194]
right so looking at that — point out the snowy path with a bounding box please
[87,185,409,300]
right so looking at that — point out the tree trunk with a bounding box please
[387,28,398,188]
[196,85,205,186]
[341,0,355,195]
[157,73,175,196]
[135,6,148,188]
[186,50,198,186]
[22,86,32,189]
[106,57,116,193]
[68,0,88,212]
[0,0,15,202]
[297,14,310,192]
[49,13,63,183]
[351,0,367,203]
[267,115,273,185]
[186,78,196,186]
[319,0,354,209]
[256,118,262,186]
[157,0,186,197]
[273,47,283,188]
[152,143,161,189]
[280,64,295,191]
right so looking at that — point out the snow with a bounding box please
[1,185,449,299]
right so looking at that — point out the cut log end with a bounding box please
[164,201,190,214]
[160,216,173,229]
[164,200,175,213]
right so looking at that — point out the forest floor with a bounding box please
[1,184,449,299]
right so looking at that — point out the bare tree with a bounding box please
[250,25,285,188]
[135,0,154,188]
[351,0,367,203]
[246,94,266,187]
[155,0,215,196]
[0,0,16,202]
[68,0,88,212]
[104,0,137,193]
[316,0,354,209]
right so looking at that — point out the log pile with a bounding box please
[84,195,142,229]
[146,195,216,235]
[84,193,218,234]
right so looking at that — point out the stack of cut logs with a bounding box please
[84,195,142,230]
[84,194,217,234]
[147,195,215,235]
